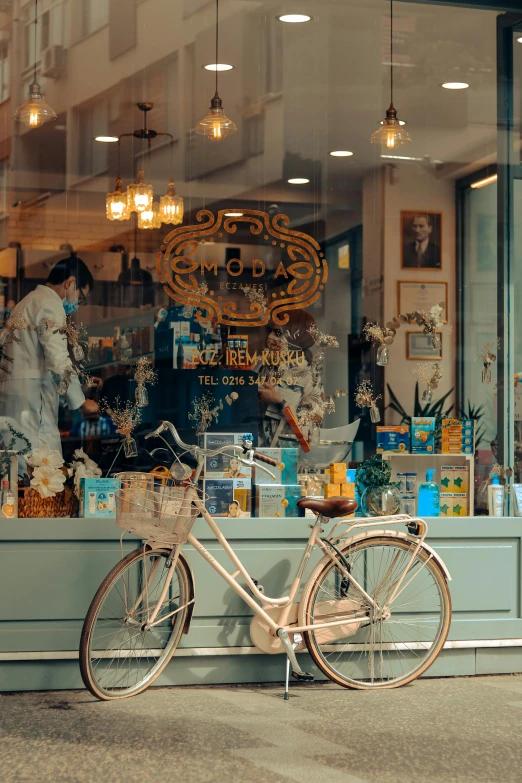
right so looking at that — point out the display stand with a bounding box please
[382,453,474,516]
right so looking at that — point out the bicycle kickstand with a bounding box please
[281,631,306,700]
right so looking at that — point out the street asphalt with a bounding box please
[1,675,521,782]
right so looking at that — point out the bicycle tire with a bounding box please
[302,536,451,689]
[80,546,192,700]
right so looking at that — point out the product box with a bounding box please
[254,448,299,485]
[204,433,254,478]
[324,483,341,499]
[440,466,469,494]
[376,425,410,454]
[255,484,304,518]
[79,478,120,518]
[330,462,347,484]
[400,495,416,516]
[346,469,356,483]
[439,493,468,517]
[441,419,474,454]
[397,472,417,496]
[204,478,251,517]
[340,482,355,499]
[411,417,436,454]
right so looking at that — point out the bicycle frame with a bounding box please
[144,484,433,639]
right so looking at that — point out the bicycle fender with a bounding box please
[299,529,451,628]
[178,552,196,634]
[340,530,451,581]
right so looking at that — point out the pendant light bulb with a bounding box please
[195,93,237,141]
[14,82,57,129]
[195,0,236,142]
[138,201,162,230]
[127,169,153,213]
[106,177,129,221]
[371,104,411,149]
[371,0,411,148]
[159,181,184,225]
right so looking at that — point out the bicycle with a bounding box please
[79,420,452,700]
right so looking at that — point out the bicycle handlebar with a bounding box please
[251,452,278,467]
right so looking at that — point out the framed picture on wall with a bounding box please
[406,331,443,360]
[401,211,442,269]
[397,281,448,322]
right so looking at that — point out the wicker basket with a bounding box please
[18,486,79,518]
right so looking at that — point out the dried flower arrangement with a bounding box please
[362,323,395,366]
[188,391,239,436]
[133,357,157,406]
[477,338,500,384]
[243,285,267,316]
[102,398,142,458]
[355,380,382,423]
[412,362,442,404]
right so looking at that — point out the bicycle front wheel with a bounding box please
[80,546,192,700]
[302,537,451,689]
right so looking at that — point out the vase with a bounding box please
[124,437,138,458]
[135,386,149,406]
[376,345,389,366]
[482,366,492,384]
[361,485,401,517]
[422,387,433,403]
[370,404,381,423]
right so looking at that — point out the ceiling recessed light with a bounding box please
[288,177,309,184]
[95,135,119,143]
[204,63,234,71]
[224,211,244,217]
[381,119,406,126]
[441,82,469,90]
[329,150,354,157]
[278,14,311,23]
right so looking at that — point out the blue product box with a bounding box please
[204,478,251,517]
[254,448,299,485]
[376,426,410,454]
[255,484,305,518]
[79,478,120,518]
[346,469,357,483]
[411,417,436,454]
[204,433,254,478]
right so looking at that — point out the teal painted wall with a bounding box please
[1,516,522,690]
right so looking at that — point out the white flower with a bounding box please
[30,466,66,499]
[72,449,101,476]
[27,445,64,470]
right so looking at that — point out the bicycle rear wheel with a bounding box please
[302,537,451,689]
[80,546,192,700]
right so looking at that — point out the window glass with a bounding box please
[0,0,518,520]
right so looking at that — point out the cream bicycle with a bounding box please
[79,420,452,700]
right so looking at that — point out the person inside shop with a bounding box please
[0,256,99,469]
[257,309,318,447]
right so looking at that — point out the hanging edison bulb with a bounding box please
[195,94,237,142]
[138,201,161,229]
[371,105,411,150]
[106,178,129,221]
[127,169,153,212]
[159,181,184,225]
[14,80,57,129]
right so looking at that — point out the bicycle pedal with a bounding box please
[292,670,314,682]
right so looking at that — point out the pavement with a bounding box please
[1,675,522,783]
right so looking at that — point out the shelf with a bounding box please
[382,453,473,460]
[86,351,154,372]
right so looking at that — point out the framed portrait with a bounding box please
[401,211,442,270]
[406,331,443,360]
[397,281,448,322]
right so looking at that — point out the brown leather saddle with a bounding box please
[297,496,358,519]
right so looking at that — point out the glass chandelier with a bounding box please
[14,0,57,129]
[370,0,411,150]
[102,103,184,227]
[195,0,237,141]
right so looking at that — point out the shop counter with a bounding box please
[1,516,521,691]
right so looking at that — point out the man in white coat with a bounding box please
[0,256,99,469]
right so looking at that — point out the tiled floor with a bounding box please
[2,676,522,782]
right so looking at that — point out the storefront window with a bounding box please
[0,0,521,519]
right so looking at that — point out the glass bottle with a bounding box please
[135,386,149,407]
[376,344,389,366]
[176,339,184,370]
[124,437,138,458]
[482,365,492,384]
[422,387,433,403]
[370,404,381,423]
